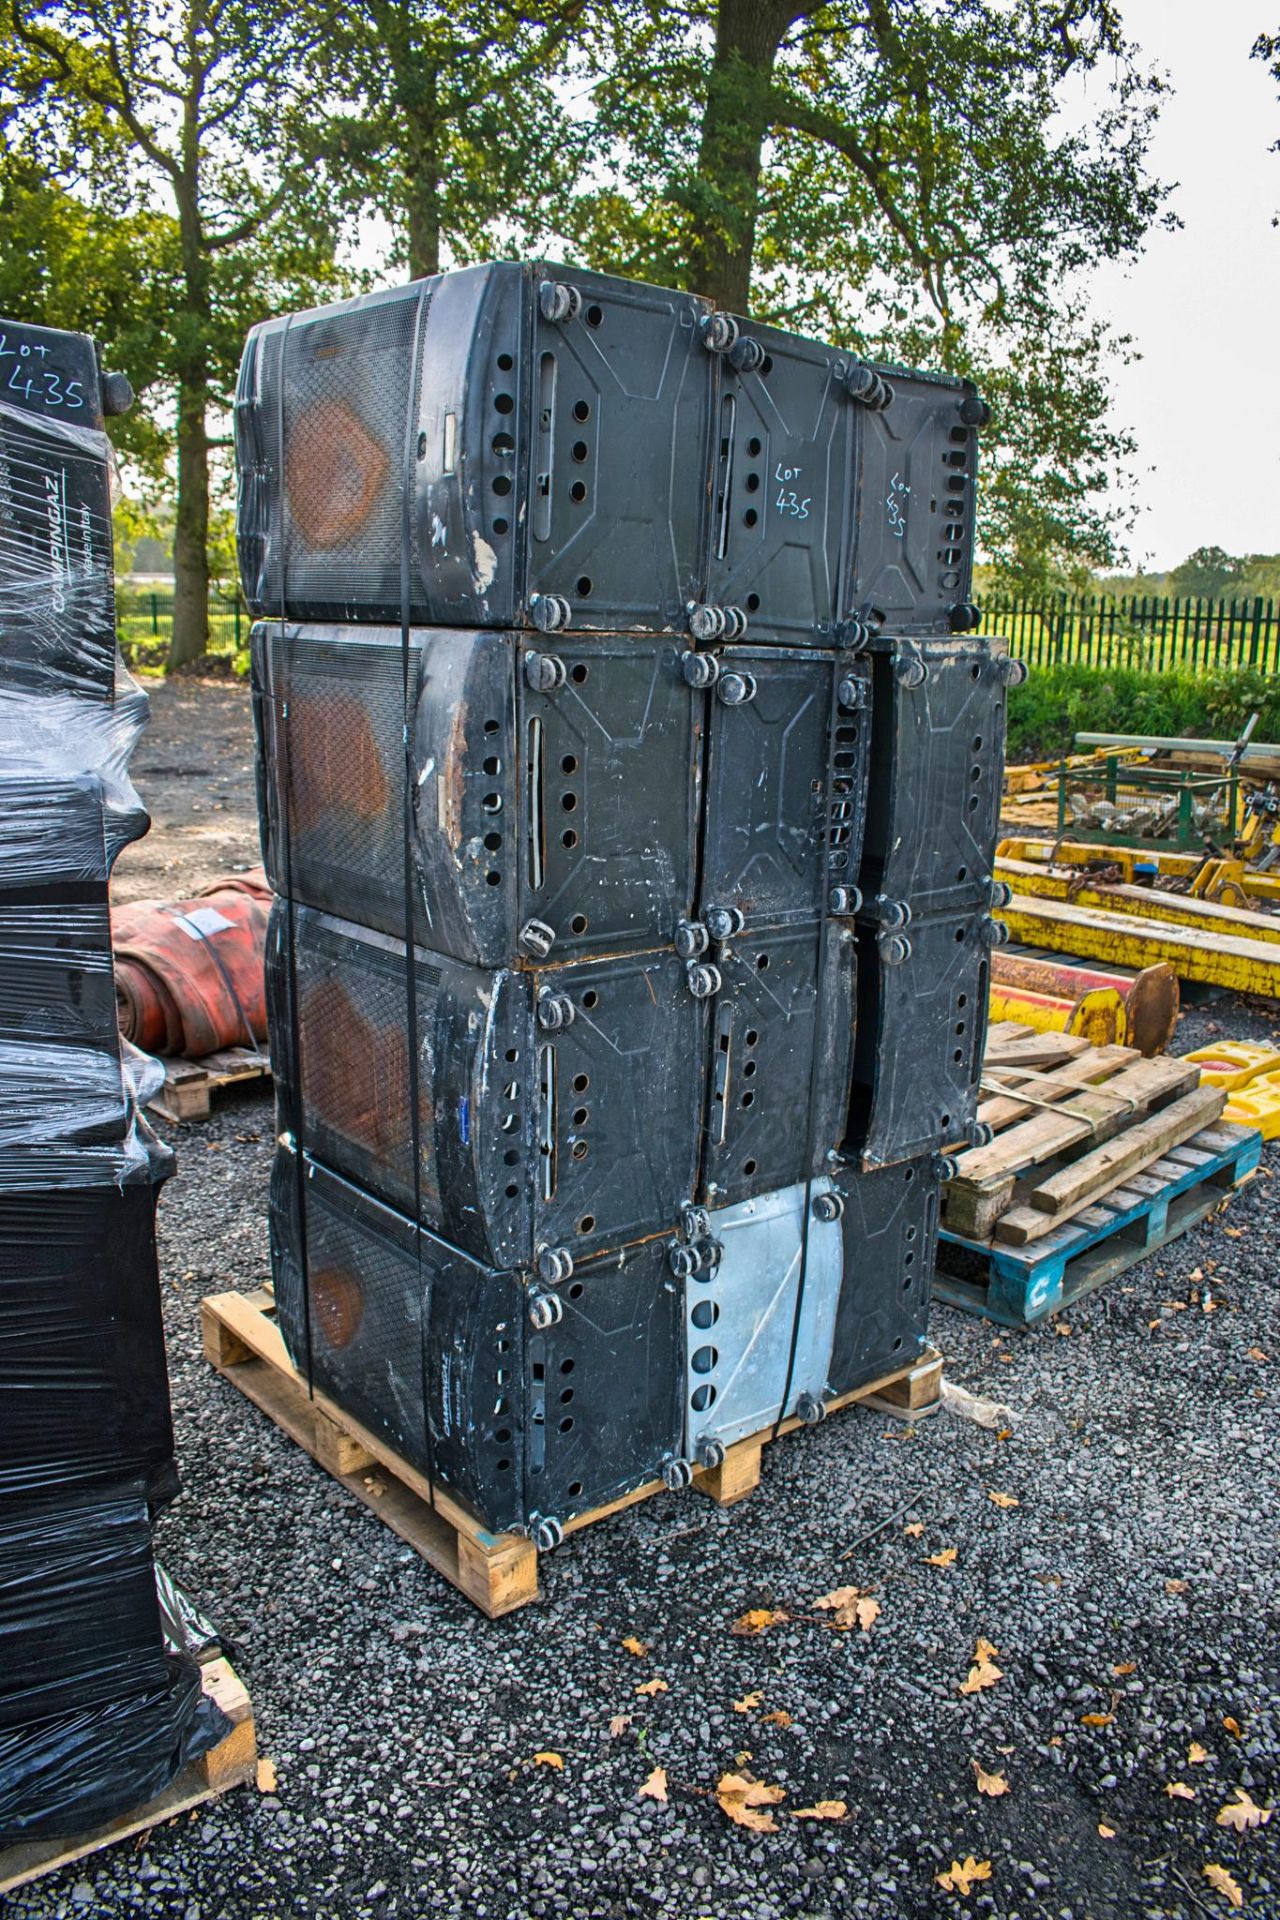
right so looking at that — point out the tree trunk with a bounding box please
[169,370,209,667]
[402,60,441,279]
[686,0,802,310]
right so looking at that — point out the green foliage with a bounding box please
[566,0,1172,592]
[1006,664,1280,762]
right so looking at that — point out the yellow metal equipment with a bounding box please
[988,981,1126,1047]
[997,893,1280,998]
[1224,1069,1280,1140]
[996,837,1280,905]
[1182,1041,1280,1091]
[994,857,1280,947]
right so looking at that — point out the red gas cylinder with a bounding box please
[113,870,272,1058]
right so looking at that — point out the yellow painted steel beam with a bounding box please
[989,981,1126,1047]
[995,857,1280,945]
[998,893,1280,998]
[996,836,1280,904]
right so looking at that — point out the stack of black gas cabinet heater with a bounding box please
[240,265,1022,1550]
[0,321,227,1840]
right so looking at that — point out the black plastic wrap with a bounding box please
[0,1655,230,1843]
[0,1160,176,1503]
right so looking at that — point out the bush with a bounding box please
[1005,665,1280,762]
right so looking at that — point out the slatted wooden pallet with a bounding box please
[0,1655,256,1895]
[148,1045,272,1123]
[935,1121,1262,1326]
[201,1287,943,1619]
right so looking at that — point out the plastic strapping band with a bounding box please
[273,312,315,1396]
[400,280,436,1502]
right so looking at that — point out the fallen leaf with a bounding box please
[609,1714,632,1738]
[1165,1579,1189,1595]
[533,1751,564,1769]
[362,1475,386,1497]
[793,1800,847,1821]
[903,1521,925,1537]
[1216,1788,1271,1832]
[813,1585,864,1612]
[1081,1713,1115,1728]
[1055,1321,1072,1336]
[1112,1662,1137,1677]
[636,1678,668,1697]
[936,1856,992,1895]
[731,1608,788,1637]
[1202,1862,1244,1908]
[988,1491,1019,1510]
[959,1638,1003,1695]
[733,1692,763,1714]
[853,1596,881,1632]
[1098,1822,1116,1839]
[996,1426,1014,1441]
[638,1766,669,1803]
[1222,1716,1243,1739]
[973,1761,1010,1797]
[927,1547,959,1568]
[255,1757,277,1794]
[621,1635,650,1657]
[814,1586,880,1631]
[1247,1347,1268,1363]
[1189,1742,1210,1765]
[1166,1782,1197,1801]
[1223,1226,1243,1238]
[762,1709,793,1728]
[715,1771,786,1833]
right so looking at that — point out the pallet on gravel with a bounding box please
[201,1287,943,1619]
[935,1120,1261,1327]
[0,1654,256,1896]
[147,1045,271,1123]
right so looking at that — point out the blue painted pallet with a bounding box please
[933,1122,1262,1328]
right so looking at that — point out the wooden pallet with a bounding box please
[935,1121,1262,1327]
[0,1655,256,1895]
[148,1045,272,1123]
[201,1287,943,1619]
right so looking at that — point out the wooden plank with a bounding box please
[985,1032,1092,1071]
[0,1658,256,1896]
[1024,1084,1227,1219]
[978,1044,1139,1133]
[958,1054,1201,1187]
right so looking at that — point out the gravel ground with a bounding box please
[7,997,1280,1920]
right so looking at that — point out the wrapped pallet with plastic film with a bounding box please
[0,318,230,1842]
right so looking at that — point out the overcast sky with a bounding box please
[1086,0,1279,570]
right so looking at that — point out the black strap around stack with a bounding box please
[399,282,437,1501]
[275,313,316,1395]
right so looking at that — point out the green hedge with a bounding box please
[1005,665,1280,763]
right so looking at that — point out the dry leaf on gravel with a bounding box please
[1098,1823,1116,1839]
[733,1692,763,1713]
[813,1587,880,1631]
[1216,1789,1271,1832]
[1247,1347,1268,1363]
[1189,1742,1211,1765]
[255,1758,277,1794]
[1202,1863,1244,1908]
[533,1751,564,1769]
[762,1710,793,1728]
[731,1609,788,1637]
[1081,1713,1115,1728]
[903,1521,925,1537]
[638,1767,669,1803]
[927,1547,958,1568]
[959,1639,1003,1695]
[936,1856,992,1895]
[1165,1579,1189,1595]
[1222,1716,1243,1738]
[609,1715,632,1738]
[793,1801,847,1821]
[988,1491,1019,1510]
[1112,1662,1137,1677]
[636,1679,668,1697]
[1166,1782,1197,1801]
[621,1635,650,1657]
[973,1762,1010,1797]
[716,1772,786,1833]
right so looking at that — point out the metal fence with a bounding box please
[116,585,249,656]
[984,594,1280,674]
